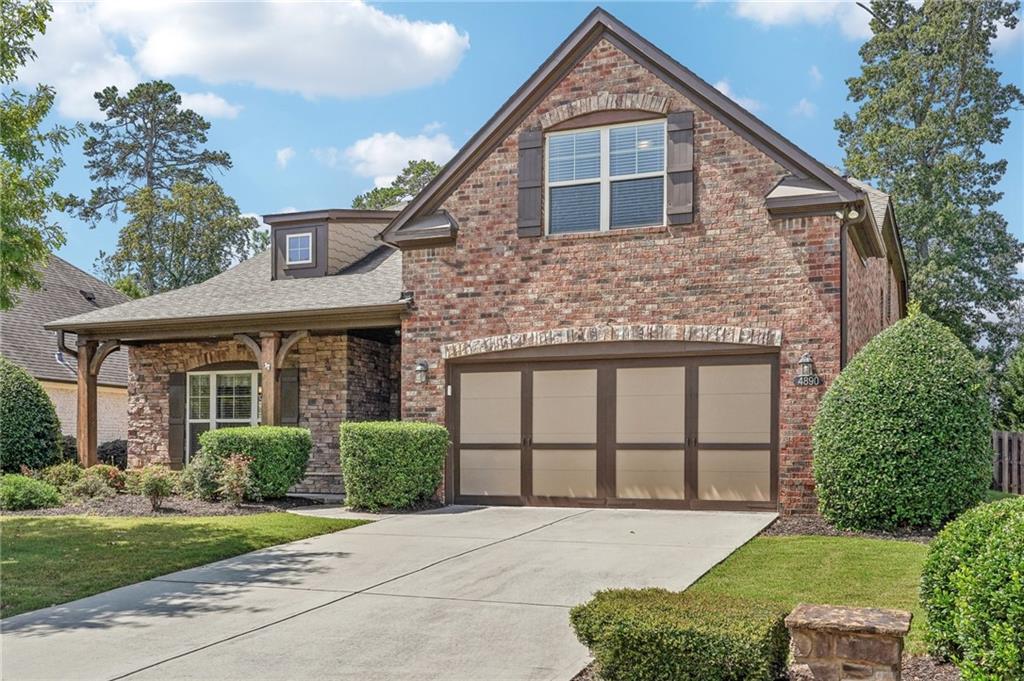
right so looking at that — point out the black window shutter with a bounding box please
[168,372,186,470]
[666,112,695,225]
[280,368,300,425]
[517,129,543,237]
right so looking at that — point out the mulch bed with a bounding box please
[4,494,319,517]
[574,656,960,680]
[761,514,937,543]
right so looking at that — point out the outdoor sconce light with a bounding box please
[414,360,429,384]
[794,352,823,386]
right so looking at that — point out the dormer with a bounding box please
[263,209,399,280]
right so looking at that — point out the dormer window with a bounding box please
[545,120,666,234]
[286,232,313,265]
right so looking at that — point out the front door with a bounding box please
[450,355,777,511]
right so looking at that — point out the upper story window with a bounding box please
[546,120,666,234]
[286,232,313,265]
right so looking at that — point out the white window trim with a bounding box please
[285,232,313,265]
[544,119,667,235]
[186,370,260,461]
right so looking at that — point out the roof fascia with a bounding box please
[264,209,399,226]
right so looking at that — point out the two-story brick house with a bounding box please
[50,8,906,513]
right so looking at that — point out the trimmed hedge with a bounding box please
[950,507,1024,680]
[570,588,790,681]
[198,426,311,498]
[921,496,1024,667]
[812,309,992,530]
[0,475,61,510]
[0,357,63,473]
[340,422,448,511]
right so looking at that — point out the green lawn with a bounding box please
[0,513,366,618]
[688,535,930,654]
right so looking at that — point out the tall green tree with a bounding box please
[995,345,1024,431]
[352,159,441,210]
[836,0,1023,365]
[98,182,268,295]
[74,81,232,224]
[0,0,81,309]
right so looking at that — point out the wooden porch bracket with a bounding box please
[233,333,262,362]
[76,340,98,467]
[89,340,121,376]
[275,330,309,369]
[57,330,78,359]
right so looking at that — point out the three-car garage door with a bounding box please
[450,355,778,511]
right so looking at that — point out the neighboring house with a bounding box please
[48,9,907,512]
[2,256,130,444]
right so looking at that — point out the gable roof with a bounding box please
[0,256,129,387]
[46,248,406,338]
[382,6,864,244]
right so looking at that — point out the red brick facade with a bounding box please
[398,39,900,514]
[845,232,901,356]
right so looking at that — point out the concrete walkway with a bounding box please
[1,506,775,681]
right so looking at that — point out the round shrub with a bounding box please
[97,439,128,470]
[140,465,177,510]
[198,426,311,498]
[123,468,144,496]
[950,507,1024,679]
[812,309,992,530]
[39,461,83,491]
[0,474,61,510]
[340,422,448,511]
[82,464,125,492]
[921,496,1024,660]
[570,588,790,681]
[0,357,63,472]
[179,452,223,501]
[67,474,116,500]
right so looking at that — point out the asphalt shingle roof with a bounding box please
[0,256,130,386]
[48,246,404,330]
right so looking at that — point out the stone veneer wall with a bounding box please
[127,333,399,495]
[399,38,847,514]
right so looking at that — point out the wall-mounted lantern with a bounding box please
[414,360,429,384]
[794,352,823,386]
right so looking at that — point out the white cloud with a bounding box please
[733,1,872,41]
[809,65,823,85]
[995,18,1022,50]
[713,79,763,112]
[791,98,818,117]
[311,147,344,169]
[17,1,469,120]
[179,92,242,119]
[15,4,138,119]
[276,147,296,170]
[341,131,457,187]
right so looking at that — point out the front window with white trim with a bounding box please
[285,232,313,265]
[545,120,666,234]
[186,370,260,460]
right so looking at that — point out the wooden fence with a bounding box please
[992,431,1023,495]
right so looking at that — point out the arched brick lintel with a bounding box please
[440,324,783,360]
[183,341,256,372]
[539,93,669,130]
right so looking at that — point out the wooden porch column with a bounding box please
[76,340,98,467]
[260,332,281,425]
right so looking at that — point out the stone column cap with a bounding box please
[785,604,912,637]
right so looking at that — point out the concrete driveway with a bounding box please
[1,506,775,681]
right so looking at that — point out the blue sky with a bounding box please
[17,1,1023,275]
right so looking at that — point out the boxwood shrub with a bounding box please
[340,421,448,511]
[570,588,789,681]
[812,308,992,530]
[0,357,63,472]
[198,426,311,498]
[0,474,61,511]
[950,507,1024,680]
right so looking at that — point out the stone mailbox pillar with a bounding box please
[785,604,912,681]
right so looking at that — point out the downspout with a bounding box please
[838,199,870,369]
